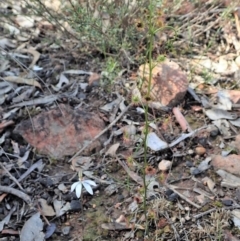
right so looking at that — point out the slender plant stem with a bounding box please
[142,1,155,236]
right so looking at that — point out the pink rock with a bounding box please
[14,104,106,159]
[158,160,172,171]
[212,154,240,175]
[139,61,188,107]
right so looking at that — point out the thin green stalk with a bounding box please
[142,1,156,235]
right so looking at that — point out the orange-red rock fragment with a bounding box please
[138,60,188,107]
[212,154,240,175]
[14,104,106,159]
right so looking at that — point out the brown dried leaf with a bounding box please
[4,76,41,89]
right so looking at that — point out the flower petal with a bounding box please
[83,180,97,187]
[71,182,79,192]
[82,181,93,195]
[75,183,82,198]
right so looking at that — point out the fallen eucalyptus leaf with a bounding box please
[38,198,55,216]
[3,108,19,119]
[100,97,122,112]
[20,212,44,241]
[18,48,40,69]
[231,210,240,228]
[205,108,237,120]
[4,76,41,89]
[197,157,212,172]
[12,87,35,103]
[106,143,120,157]
[217,169,240,188]
[0,206,16,231]
[53,200,71,217]
[11,95,58,107]
[147,132,168,151]
[0,38,16,49]
[230,118,240,127]
[217,90,232,110]
[52,73,69,92]
[202,177,216,193]
[0,59,10,72]
[15,15,34,28]
[0,82,14,95]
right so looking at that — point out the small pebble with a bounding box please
[190,167,201,175]
[62,226,71,235]
[165,189,174,196]
[222,199,233,206]
[208,125,219,137]
[180,217,186,224]
[101,174,107,180]
[104,183,118,196]
[198,137,208,147]
[117,194,124,202]
[195,146,206,156]
[58,183,67,193]
[187,149,194,155]
[167,193,179,202]
[217,188,225,198]
[186,161,194,168]
[158,160,172,171]
[70,200,82,211]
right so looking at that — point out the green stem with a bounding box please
[142,1,155,236]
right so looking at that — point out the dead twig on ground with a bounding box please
[166,184,201,209]
[193,205,240,219]
[173,107,192,132]
[116,156,144,186]
[0,186,31,205]
[193,187,215,200]
[0,162,24,191]
[164,211,181,241]
[0,160,44,202]
[13,159,44,185]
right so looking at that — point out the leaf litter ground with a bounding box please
[1,0,240,240]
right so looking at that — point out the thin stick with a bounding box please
[37,203,50,226]
[0,162,24,191]
[0,160,44,202]
[68,104,132,163]
[116,156,144,186]
[193,208,216,219]
[12,159,44,186]
[166,184,201,209]
[0,186,31,204]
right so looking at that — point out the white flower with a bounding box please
[71,178,97,198]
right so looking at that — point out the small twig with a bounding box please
[234,10,240,38]
[0,160,44,202]
[166,184,201,209]
[0,162,24,191]
[173,107,192,132]
[12,159,44,186]
[193,205,240,219]
[68,104,132,163]
[116,156,144,186]
[193,208,216,219]
[169,126,207,148]
[37,203,50,226]
[0,186,31,205]
[193,187,215,200]
[164,212,180,241]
